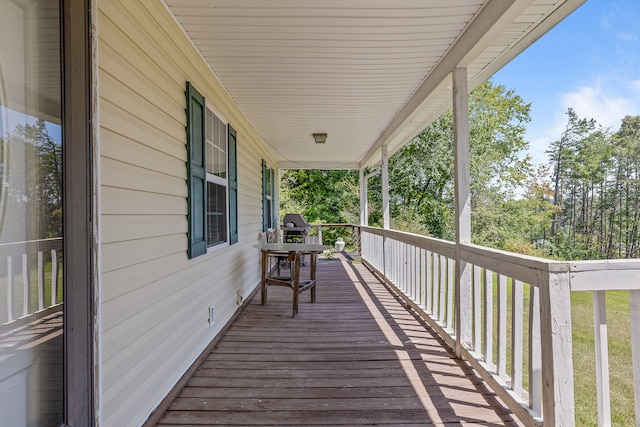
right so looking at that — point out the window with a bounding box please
[206,110,227,246]
[186,82,238,258]
[262,160,275,231]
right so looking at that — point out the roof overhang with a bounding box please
[164,0,586,170]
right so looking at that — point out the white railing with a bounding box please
[0,238,63,333]
[360,226,639,427]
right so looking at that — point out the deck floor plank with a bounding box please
[155,254,520,426]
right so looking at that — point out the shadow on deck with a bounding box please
[155,253,521,426]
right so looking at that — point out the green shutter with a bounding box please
[228,125,238,244]
[262,159,268,232]
[186,82,207,258]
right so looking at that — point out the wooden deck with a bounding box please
[155,254,521,426]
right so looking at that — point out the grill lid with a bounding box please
[282,213,310,229]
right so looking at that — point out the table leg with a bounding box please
[261,250,268,305]
[310,252,317,303]
[292,252,300,317]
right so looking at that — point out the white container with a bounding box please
[334,237,345,252]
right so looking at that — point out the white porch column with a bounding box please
[275,168,282,239]
[453,67,472,354]
[540,267,575,426]
[359,168,367,226]
[381,145,390,229]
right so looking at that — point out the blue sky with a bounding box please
[492,0,640,165]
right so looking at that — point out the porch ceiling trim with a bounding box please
[359,0,515,168]
[163,0,586,171]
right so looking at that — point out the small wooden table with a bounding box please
[255,243,330,317]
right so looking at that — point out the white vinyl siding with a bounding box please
[97,1,278,426]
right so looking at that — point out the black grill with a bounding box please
[281,213,311,243]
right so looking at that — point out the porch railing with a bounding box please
[0,238,63,333]
[351,225,639,427]
[309,223,360,252]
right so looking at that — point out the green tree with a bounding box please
[386,117,455,238]
[610,115,640,257]
[385,80,533,249]
[280,169,359,245]
[0,119,62,240]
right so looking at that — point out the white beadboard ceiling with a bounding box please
[164,0,585,170]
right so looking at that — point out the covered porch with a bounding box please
[151,252,521,426]
[90,0,638,425]
[145,226,640,426]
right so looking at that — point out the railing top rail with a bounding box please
[570,258,640,271]
[359,225,640,290]
[310,223,355,228]
[360,225,456,257]
[461,243,568,271]
[360,226,564,279]
[0,237,63,258]
[570,259,640,291]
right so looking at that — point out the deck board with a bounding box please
[155,254,521,426]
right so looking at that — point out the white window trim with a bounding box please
[265,162,274,230]
[205,103,230,252]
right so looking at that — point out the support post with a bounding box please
[539,267,575,426]
[359,168,367,226]
[381,145,390,229]
[275,168,281,240]
[453,67,472,353]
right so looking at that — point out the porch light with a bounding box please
[313,133,327,144]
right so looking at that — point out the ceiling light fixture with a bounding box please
[312,133,327,144]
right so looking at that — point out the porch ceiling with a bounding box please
[164,0,584,170]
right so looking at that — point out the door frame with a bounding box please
[62,0,96,424]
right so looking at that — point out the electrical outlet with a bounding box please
[208,305,215,326]
[236,290,243,307]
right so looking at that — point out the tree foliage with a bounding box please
[375,80,535,247]
[546,112,640,258]
[0,119,62,241]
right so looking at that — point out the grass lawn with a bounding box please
[571,290,634,426]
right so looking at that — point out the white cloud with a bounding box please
[617,32,638,42]
[526,113,569,165]
[524,78,640,166]
[561,79,640,130]
[630,79,640,93]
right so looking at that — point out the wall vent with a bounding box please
[208,305,215,326]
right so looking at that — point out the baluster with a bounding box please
[511,279,523,397]
[38,250,45,310]
[446,257,454,331]
[439,255,446,323]
[529,284,542,414]
[7,256,13,322]
[425,250,431,312]
[630,290,640,427]
[51,249,59,305]
[22,253,29,317]
[497,274,507,380]
[473,265,482,354]
[483,268,493,370]
[593,290,611,426]
[432,253,440,319]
